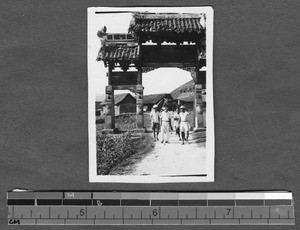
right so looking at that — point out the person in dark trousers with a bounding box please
[150,104,160,141]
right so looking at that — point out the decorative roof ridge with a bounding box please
[128,13,206,35]
[144,93,170,96]
[104,42,139,47]
[132,13,204,19]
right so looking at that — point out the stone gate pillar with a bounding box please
[136,84,144,129]
[135,69,145,132]
[194,70,206,130]
[103,85,115,133]
[194,84,203,129]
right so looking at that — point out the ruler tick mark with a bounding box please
[159,207,161,219]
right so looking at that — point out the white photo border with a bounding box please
[88,6,214,183]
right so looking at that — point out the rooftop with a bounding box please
[115,93,136,105]
[176,92,194,102]
[97,13,206,65]
[129,13,205,34]
[96,43,140,62]
[143,93,173,104]
[170,80,195,99]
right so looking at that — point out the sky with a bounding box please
[88,7,204,100]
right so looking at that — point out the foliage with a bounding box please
[108,134,155,175]
[96,132,138,175]
[115,114,137,130]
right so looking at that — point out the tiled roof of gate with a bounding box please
[129,13,204,34]
[97,44,140,61]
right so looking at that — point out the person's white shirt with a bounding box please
[179,111,189,122]
[173,111,180,126]
[160,110,171,122]
[173,111,180,120]
[150,109,160,123]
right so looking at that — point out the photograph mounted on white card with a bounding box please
[88,6,214,183]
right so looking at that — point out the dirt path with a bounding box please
[110,131,206,176]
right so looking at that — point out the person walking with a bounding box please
[173,108,181,141]
[169,109,174,134]
[179,105,190,145]
[160,107,171,144]
[150,104,160,141]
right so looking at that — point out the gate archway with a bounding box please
[97,13,207,133]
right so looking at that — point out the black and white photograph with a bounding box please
[88,6,214,183]
[2,1,300,228]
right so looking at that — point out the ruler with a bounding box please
[7,190,294,225]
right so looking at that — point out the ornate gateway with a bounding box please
[97,13,207,132]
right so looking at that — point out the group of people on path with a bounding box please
[150,105,191,145]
